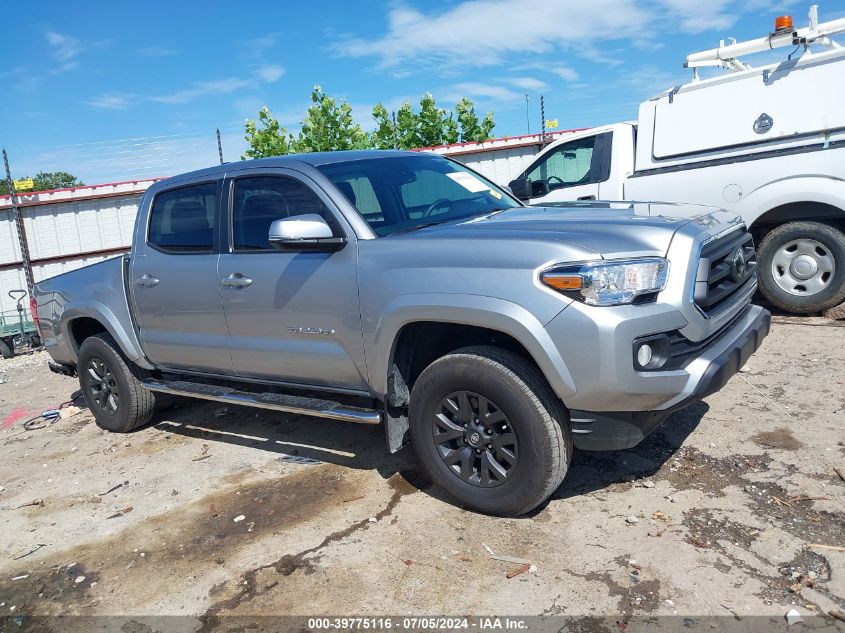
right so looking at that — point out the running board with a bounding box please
[141,379,381,425]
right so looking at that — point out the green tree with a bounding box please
[370,103,395,150]
[371,95,493,150]
[242,107,296,159]
[1,171,84,195]
[243,88,498,157]
[456,97,496,142]
[417,93,458,147]
[295,85,368,153]
[33,171,84,190]
[395,101,420,150]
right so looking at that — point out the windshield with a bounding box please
[316,154,522,236]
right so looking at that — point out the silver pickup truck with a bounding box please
[34,151,770,515]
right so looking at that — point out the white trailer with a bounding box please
[509,5,845,315]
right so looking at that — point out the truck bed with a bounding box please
[34,255,146,367]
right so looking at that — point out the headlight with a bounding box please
[541,258,669,306]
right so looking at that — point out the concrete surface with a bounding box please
[0,316,843,629]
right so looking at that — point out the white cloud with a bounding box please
[87,94,134,109]
[656,0,737,32]
[446,82,524,104]
[150,67,284,105]
[151,78,253,104]
[45,30,109,70]
[45,31,83,63]
[255,64,285,82]
[505,77,548,91]
[655,0,801,33]
[335,0,798,72]
[335,0,651,70]
[551,66,580,81]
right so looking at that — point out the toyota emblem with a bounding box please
[731,247,747,281]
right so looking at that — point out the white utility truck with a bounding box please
[508,5,845,314]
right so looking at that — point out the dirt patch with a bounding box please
[659,446,772,497]
[0,464,375,616]
[560,558,663,618]
[743,480,845,548]
[751,427,805,450]
[198,471,419,632]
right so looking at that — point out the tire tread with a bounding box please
[757,221,845,314]
[79,333,155,432]
[411,345,571,516]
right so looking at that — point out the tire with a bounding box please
[0,338,13,359]
[77,333,155,432]
[409,345,571,516]
[757,221,845,314]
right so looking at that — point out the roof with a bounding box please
[157,150,444,184]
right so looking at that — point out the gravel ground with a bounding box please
[0,316,843,631]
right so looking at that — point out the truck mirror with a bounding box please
[268,214,346,252]
[508,178,534,200]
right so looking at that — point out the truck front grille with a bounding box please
[693,230,756,317]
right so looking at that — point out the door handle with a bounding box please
[577,195,596,200]
[222,273,253,288]
[136,273,160,287]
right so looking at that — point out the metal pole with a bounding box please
[2,149,34,298]
[216,128,224,164]
[540,94,546,144]
[392,111,398,150]
[525,93,530,134]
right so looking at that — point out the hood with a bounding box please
[400,201,731,259]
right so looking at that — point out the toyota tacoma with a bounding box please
[33,151,770,515]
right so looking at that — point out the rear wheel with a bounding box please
[409,346,571,516]
[0,337,13,359]
[757,221,845,314]
[78,333,155,432]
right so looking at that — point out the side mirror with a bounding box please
[268,214,346,252]
[507,178,534,201]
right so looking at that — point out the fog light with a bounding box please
[636,344,653,368]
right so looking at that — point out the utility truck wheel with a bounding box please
[409,346,571,516]
[78,333,155,433]
[757,222,845,314]
[0,338,13,359]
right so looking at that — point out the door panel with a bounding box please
[219,173,367,390]
[130,180,234,374]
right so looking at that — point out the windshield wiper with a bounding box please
[388,208,511,236]
[389,219,455,236]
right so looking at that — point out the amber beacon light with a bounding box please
[774,15,793,32]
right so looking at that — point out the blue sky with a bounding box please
[2,0,840,184]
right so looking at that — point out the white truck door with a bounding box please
[519,133,611,204]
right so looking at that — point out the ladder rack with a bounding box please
[685,4,845,78]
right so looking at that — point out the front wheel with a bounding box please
[0,337,13,359]
[409,346,571,516]
[77,333,156,432]
[757,221,845,314]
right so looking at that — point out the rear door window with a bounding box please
[148,182,217,253]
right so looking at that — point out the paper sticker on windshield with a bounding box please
[447,172,489,193]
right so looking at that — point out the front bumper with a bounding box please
[566,304,770,450]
